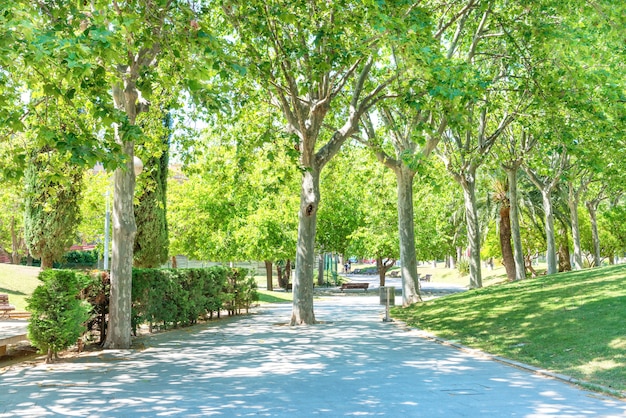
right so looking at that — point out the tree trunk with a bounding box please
[557,222,572,272]
[104,77,142,349]
[524,254,538,277]
[460,174,482,288]
[395,166,421,305]
[586,201,602,267]
[317,253,325,286]
[264,260,273,291]
[377,258,386,287]
[40,257,53,270]
[104,139,138,349]
[276,263,284,288]
[286,260,292,284]
[506,166,525,281]
[377,258,396,286]
[291,167,319,325]
[499,204,516,281]
[568,197,583,270]
[541,190,558,275]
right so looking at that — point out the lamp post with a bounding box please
[102,156,143,271]
[103,191,111,270]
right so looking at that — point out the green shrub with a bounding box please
[26,269,92,363]
[131,267,232,332]
[62,250,99,266]
[457,258,470,276]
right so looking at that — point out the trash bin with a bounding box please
[379,286,395,306]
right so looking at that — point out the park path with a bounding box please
[1,295,625,417]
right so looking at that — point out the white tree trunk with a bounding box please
[460,174,482,288]
[395,166,421,306]
[542,190,558,275]
[291,167,320,325]
[568,198,583,270]
[506,167,525,280]
[586,201,602,267]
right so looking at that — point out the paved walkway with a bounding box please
[1,296,625,417]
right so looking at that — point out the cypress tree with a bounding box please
[133,113,170,268]
[24,147,83,269]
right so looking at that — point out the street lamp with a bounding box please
[103,156,143,271]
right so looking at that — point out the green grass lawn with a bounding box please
[256,289,292,304]
[0,264,41,311]
[392,264,626,394]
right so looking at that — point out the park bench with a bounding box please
[0,294,16,319]
[420,274,432,282]
[284,283,292,292]
[340,282,369,292]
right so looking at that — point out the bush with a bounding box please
[457,258,470,276]
[62,250,99,266]
[131,266,249,333]
[26,269,92,363]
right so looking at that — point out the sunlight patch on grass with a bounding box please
[609,338,626,350]
[576,359,624,376]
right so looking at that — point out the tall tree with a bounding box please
[522,144,567,276]
[24,148,83,269]
[436,3,534,288]
[495,125,536,281]
[219,1,431,324]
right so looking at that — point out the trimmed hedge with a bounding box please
[30,267,259,355]
[131,267,258,333]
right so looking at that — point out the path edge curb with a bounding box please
[390,318,626,401]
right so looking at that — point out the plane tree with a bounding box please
[217,0,436,324]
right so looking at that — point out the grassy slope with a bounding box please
[392,264,626,393]
[0,264,41,311]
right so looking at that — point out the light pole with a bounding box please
[103,156,143,271]
[103,191,111,270]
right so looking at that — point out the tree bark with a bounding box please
[376,258,396,287]
[568,198,583,270]
[276,263,284,288]
[317,253,325,286]
[104,139,137,349]
[505,166,525,280]
[264,260,273,291]
[291,167,320,325]
[460,172,482,288]
[557,222,572,272]
[395,165,421,305]
[586,201,601,267]
[541,189,558,275]
[499,204,516,281]
[40,257,53,270]
[567,184,584,270]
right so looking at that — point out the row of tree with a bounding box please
[0,1,624,342]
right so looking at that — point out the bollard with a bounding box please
[380,286,395,322]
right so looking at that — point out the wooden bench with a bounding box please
[420,274,432,282]
[0,294,16,319]
[340,282,369,292]
[284,283,292,292]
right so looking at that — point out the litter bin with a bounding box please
[379,286,395,306]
